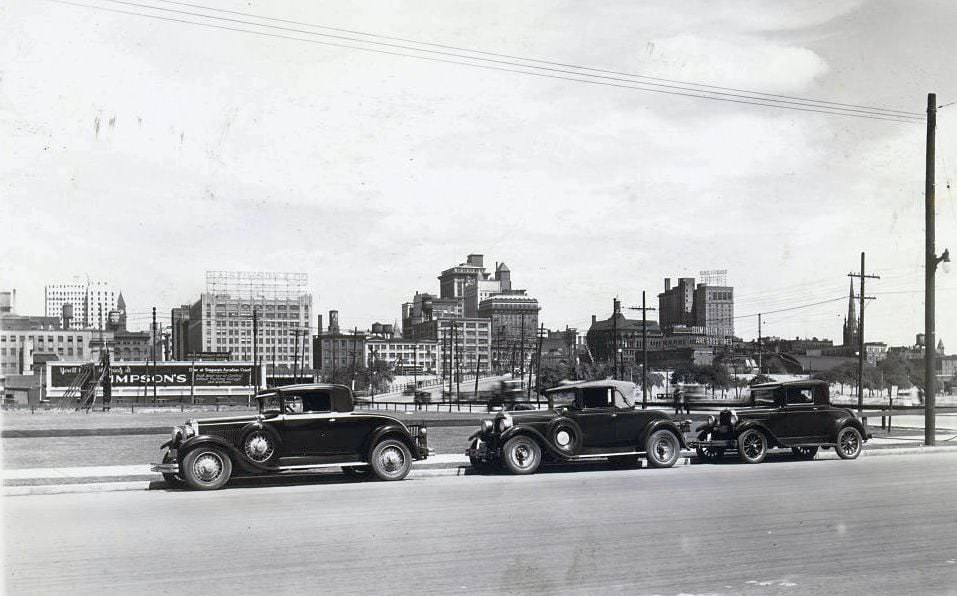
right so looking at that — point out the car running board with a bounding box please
[272,462,368,472]
[568,451,645,460]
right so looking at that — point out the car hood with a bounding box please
[192,414,263,427]
[500,410,559,424]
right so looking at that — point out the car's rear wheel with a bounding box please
[645,429,681,468]
[161,451,184,488]
[791,446,819,460]
[737,429,767,464]
[370,439,413,481]
[836,427,863,460]
[182,447,232,490]
[502,435,542,475]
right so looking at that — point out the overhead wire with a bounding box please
[48,0,923,124]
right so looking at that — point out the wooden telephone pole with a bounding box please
[848,253,879,415]
[628,292,656,409]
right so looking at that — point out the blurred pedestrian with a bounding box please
[682,389,691,415]
[673,387,682,415]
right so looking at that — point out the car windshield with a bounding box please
[613,389,635,409]
[259,395,281,414]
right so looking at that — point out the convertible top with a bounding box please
[543,380,637,395]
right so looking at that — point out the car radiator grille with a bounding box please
[406,424,421,437]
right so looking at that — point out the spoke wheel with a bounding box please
[836,427,863,460]
[370,439,413,481]
[646,430,681,468]
[737,429,767,464]
[243,430,276,464]
[502,435,542,475]
[182,447,232,490]
[791,446,819,460]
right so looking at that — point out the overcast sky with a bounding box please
[3,0,956,347]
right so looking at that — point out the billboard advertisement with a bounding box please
[49,362,255,389]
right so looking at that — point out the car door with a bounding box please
[278,394,328,458]
[776,387,830,444]
[611,388,647,448]
[566,387,617,448]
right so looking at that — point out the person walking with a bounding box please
[673,387,682,415]
[682,388,691,415]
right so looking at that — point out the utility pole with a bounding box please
[292,328,300,383]
[252,307,258,389]
[351,326,358,391]
[757,313,762,374]
[152,306,157,403]
[628,293,656,409]
[474,353,481,399]
[848,252,879,415]
[533,324,545,404]
[924,92,951,446]
[612,299,618,380]
[519,312,526,382]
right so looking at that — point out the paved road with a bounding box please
[6,452,957,595]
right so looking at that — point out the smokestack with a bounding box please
[613,298,621,315]
[664,278,671,292]
[591,315,597,325]
[329,310,339,334]
[62,303,73,330]
[317,314,323,336]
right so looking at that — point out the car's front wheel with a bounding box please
[181,447,232,490]
[737,429,767,464]
[370,439,413,481]
[836,427,863,460]
[646,429,681,468]
[791,446,819,460]
[502,435,542,475]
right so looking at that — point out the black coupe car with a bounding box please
[152,384,430,490]
[691,379,871,464]
[466,380,689,474]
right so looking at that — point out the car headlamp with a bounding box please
[481,419,494,434]
[171,427,183,443]
[707,415,716,426]
[184,419,199,438]
[497,414,513,432]
[729,410,738,425]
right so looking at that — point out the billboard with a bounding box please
[49,362,255,388]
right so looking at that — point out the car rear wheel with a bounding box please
[502,435,542,475]
[646,429,681,468]
[836,427,863,460]
[370,439,413,481]
[161,451,184,488]
[791,446,819,460]
[737,429,767,464]
[182,447,232,490]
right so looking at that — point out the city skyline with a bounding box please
[3,1,957,346]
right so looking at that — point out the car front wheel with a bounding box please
[646,429,681,468]
[182,447,232,490]
[502,435,542,475]
[836,427,863,460]
[737,429,767,464]
[370,439,413,481]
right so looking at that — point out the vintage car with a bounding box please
[466,380,689,474]
[691,379,871,464]
[151,383,430,490]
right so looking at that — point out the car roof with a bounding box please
[543,380,637,395]
[750,379,828,390]
[256,383,352,398]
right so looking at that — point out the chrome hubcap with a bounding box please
[193,452,224,482]
[510,443,535,469]
[379,446,405,474]
[654,437,674,462]
[244,433,273,462]
[555,430,570,447]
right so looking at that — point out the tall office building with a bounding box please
[185,271,313,372]
[45,279,119,329]
[659,272,734,346]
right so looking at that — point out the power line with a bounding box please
[145,0,922,118]
[49,0,922,124]
[733,296,847,320]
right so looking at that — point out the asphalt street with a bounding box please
[5,452,957,595]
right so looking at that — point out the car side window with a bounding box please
[301,392,332,413]
[283,396,304,414]
[582,387,611,409]
[752,389,776,407]
[785,388,814,405]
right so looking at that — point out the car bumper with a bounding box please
[466,436,496,462]
[151,462,179,474]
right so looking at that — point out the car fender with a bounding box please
[500,426,567,459]
[637,419,688,450]
[177,435,268,473]
[832,416,867,443]
[366,423,417,457]
[734,420,781,447]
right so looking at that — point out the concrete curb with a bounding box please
[6,446,957,496]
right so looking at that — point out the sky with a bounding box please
[2,0,956,347]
